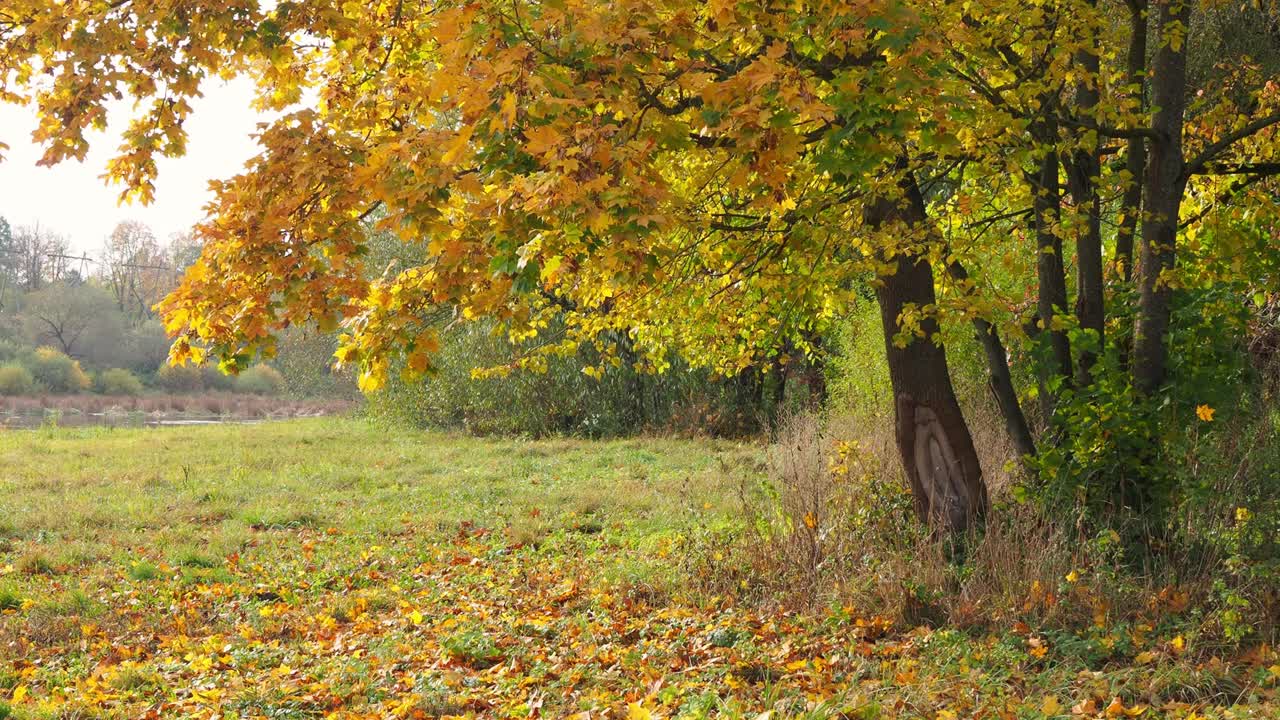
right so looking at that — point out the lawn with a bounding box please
[0,419,1275,719]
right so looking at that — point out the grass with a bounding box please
[0,418,1275,719]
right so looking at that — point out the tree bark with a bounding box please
[1114,0,1148,285]
[1068,2,1105,385]
[1030,112,1072,418]
[1133,0,1190,396]
[867,173,988,533]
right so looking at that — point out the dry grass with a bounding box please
[0,392,358,422]
[724,408,1200,635]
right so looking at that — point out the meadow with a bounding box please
[0,419,1276,719]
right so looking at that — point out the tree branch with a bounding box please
[1059,116,1159,140]
[1184,111,1280,177]
[1189,161,1280,176]
[1179,174,1271,229]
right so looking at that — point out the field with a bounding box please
[0,419,1277,719]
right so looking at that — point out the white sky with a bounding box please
[0,78,267,254]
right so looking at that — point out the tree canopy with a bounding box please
[4,0,1280,530]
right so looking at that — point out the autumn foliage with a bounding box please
[3,1,1278,525]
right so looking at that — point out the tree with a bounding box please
[5,0,1279,533]
[99,220,171,324]
[7,224,70,292]
[0,214,14,310]
[167,230,204,274]
[22,282,120,358]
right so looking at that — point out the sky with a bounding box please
[0,78,268,255]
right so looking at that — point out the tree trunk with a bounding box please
[1114,0,1148,286]
[948,259,1037,463]
[1030,113,1072,420]
[1068,6,1105,385]
[1133,0,1190,396]
[1115,0,1148,373]
[867,174,988,533]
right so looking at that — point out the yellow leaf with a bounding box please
[500,91,518,128]
[441,124,475,166]
[1040,695,1062,716]
[358,369,385,393]
[11,685,27,703]
[626,703,653,720]
[1134,651,1157,664]
[409,609,424,625]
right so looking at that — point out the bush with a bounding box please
[234,365,285,396]
[95,368,143,396]
[202,366,235,391]
[367,319,799,437]
[23,347,90,393]
[87,320,172,376]
[155,364,204,393]
[0,364,34,396]
[0,337,22,365]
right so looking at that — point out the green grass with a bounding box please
[0,418,1275,719]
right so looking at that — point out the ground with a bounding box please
[0,419,1276,719]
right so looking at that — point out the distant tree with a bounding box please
[167,230,204,273]
[0,215,14,310]
[22,282,119,358]
[125,319,174,374]
[100,220,170,324]
[10,224,70,292]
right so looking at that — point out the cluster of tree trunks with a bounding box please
[868,1,1280,532]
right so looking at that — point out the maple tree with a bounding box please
[4,0,1280,531]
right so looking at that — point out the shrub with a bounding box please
[234,365,285,396]
[95,368,144,396]
[155,363,204,393]
[201,365,235,392]
[0,338,22,364]
[0,364,34,396]
[367,319,800,437]
[23,347,90,393]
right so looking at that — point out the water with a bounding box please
[0,409,262,430]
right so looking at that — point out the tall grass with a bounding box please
[715,408,1280,645]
